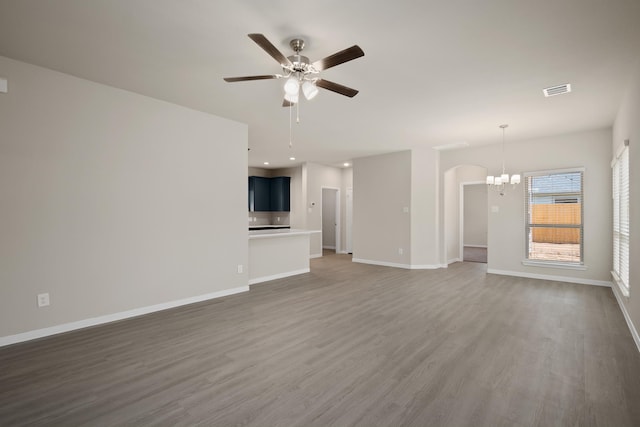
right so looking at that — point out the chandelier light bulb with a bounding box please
[302,81,319,100]
[486,124,520,195]
[284,77,299,95]
[284,91,299,104]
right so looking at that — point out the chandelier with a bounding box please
[486,124,520,195]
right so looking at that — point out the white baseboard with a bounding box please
[352,258,443,270]
[447,258,462,265]
[611,285,640,352]
[0,286,249,348]
[352,258,411,269]
[464,244,488,248]
[323,245,336,250]
[486,268,612,287]
[310,253,323,259]
[249,268,310,285]
[336,250,349,255]
[410,264,447,270]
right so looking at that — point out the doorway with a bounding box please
[321,187,340,255]
[461,182,488,263]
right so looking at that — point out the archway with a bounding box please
[443,164,488,264]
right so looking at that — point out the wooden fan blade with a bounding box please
[312,45,364,71]
[223,75,279,82]
[282,98,295,107]
[248,33,293,67]
[316,79,359,97]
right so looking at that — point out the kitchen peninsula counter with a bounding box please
[248,229,320,284]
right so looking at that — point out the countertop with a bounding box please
[248,229,321,239]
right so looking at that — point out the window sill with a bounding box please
[522,260,587,271]
[611,271,630,298]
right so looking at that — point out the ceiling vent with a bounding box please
[543,83,571,97]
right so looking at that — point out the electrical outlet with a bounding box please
[37,293,50,307]
[237,264,243,274]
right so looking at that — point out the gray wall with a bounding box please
[409,149,440,268]
[444,168,459,263]
[340,168,353,254]
[612,64,640,348]
[353,151,412,266]
[353,149,440,268]
[464,184,488,247]
[0,56,248,340]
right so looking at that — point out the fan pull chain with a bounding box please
[289,100,293,148]
[296,99,300,123]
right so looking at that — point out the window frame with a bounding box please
[523,168,585,268]
[612,143,630,296]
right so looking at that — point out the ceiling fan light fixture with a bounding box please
[284,77,299,95]
[224,33,365,114]
[284,91,299,104]
[302,81,319,100]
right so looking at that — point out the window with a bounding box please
[524,169,584,265]
[612,143,629,295]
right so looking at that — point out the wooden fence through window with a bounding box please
[531,204,581,244]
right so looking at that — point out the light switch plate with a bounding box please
[491,205,499,213]
[0,78,7,93]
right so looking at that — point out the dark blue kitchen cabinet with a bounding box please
[248,176,271,211]
[248,176,290,212]
[270,176,290,212]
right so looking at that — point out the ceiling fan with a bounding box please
[224,34,364,106]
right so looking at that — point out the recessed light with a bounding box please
[289,157,296,161]
[263,161,269,165]
[343,162,350,167]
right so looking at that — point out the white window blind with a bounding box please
[524,169,584,264]
[612,144,629,294]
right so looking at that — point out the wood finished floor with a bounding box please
[463,246,487,263]
[2,253,640,426]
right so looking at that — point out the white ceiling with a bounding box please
[1,0,639,168]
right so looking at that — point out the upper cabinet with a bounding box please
[270,176,291,212]
[248,176,271,212]
[248,176,290,212]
